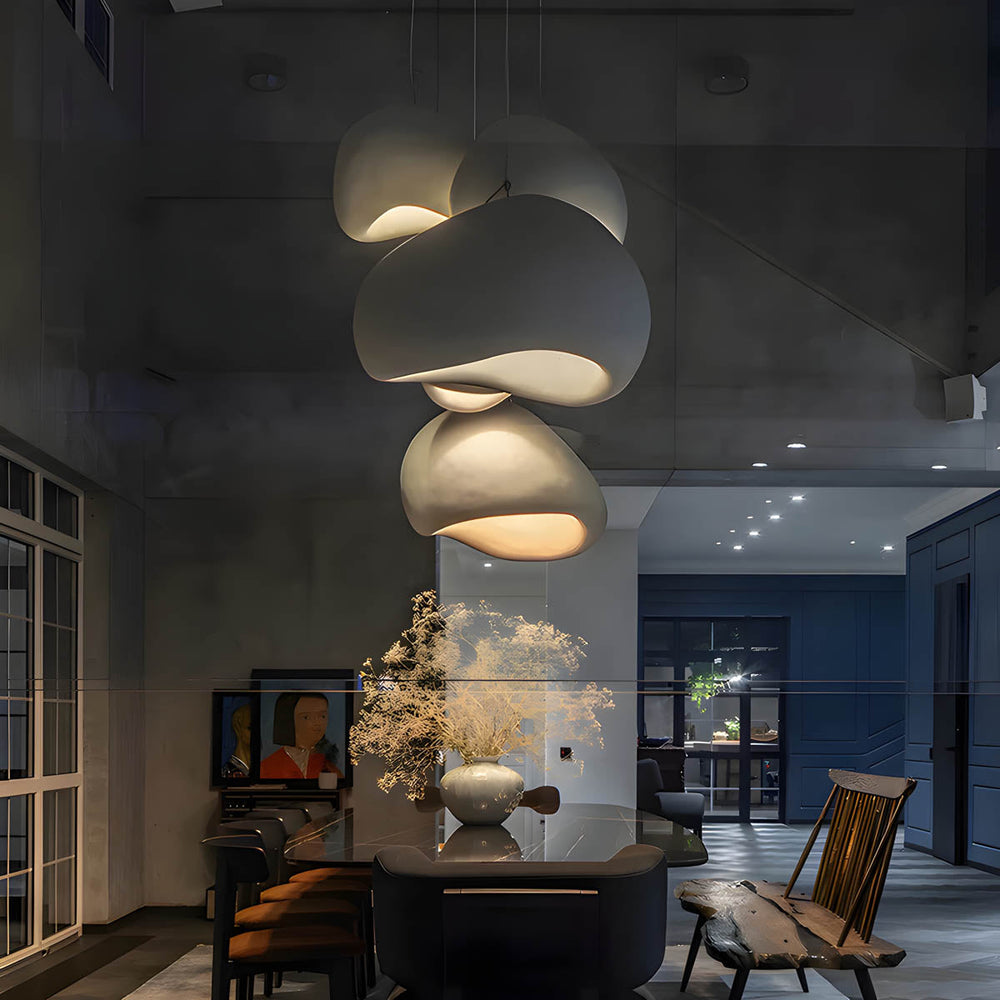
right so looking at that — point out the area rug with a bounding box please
[121,945,328,1000]
[123,943,850,1000]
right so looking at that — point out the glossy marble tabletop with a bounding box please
[284,802,708,867]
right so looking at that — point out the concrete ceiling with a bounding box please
[103,2,1000,500]
[638,485,996,573]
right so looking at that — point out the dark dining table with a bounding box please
[283,801,709,868]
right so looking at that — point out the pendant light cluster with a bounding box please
[334,106,650,561]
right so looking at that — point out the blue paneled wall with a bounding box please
[906,493,1000,869]
[639,575,906,822]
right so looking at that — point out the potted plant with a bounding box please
[350,591,614,825]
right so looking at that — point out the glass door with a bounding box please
[0,453,82,969]
[640,616,787,822]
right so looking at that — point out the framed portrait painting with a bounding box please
[250,669,354,788]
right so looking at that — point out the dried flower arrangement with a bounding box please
[350,591,614,799]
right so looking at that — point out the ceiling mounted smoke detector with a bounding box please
[705,56,749,95]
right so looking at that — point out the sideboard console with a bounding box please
[219,787,341,820]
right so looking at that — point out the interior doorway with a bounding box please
[932,574,970,866]
[639,617,787,822]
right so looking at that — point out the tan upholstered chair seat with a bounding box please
[229,925,364,963]
[260,880,369,903]
[234,897,359,930]
[289,867,372,885]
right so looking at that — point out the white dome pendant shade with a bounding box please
[333,106,467,243]
[400,401,607,561]
[354,194,650,409]
[449,115,628,242]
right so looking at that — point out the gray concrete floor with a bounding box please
[7,825,998,1000]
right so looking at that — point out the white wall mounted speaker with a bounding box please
[943,374,987,422]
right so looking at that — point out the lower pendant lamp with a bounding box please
[400,401,607,561]
[354,194,650,409]
[333,105,467,243]
[449,114,628,242]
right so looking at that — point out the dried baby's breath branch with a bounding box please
[350,591,614,798]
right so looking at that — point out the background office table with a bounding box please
[284,802,708,868]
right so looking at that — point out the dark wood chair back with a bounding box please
[219,817,286,889]
[203,834,270,1000]
[244,807,308,837]
[783,770,917,944]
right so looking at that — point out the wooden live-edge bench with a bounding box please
[676,770,917,1000]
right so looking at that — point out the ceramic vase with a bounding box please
[439,756,524,825]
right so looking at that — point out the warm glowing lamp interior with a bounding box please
[435,513,588,561]
[393,350,613,407]
[423,383,511,412]
[364,205,449,242]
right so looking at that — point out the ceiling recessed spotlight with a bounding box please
[752,462,768,468]
[748,530,760,537]
[746,515,754,520]
[882,545,894,552]
[931,464,947,470]
[715,541,722,545]
[483,562,493,568]
[764,499,773,504]
[733,544,743,551]
[769,514,780,520]
[791,495,804,502]
[787,442,806,449]
[850,540,856,545]
[729,529,736,533]
[245,53,288,92]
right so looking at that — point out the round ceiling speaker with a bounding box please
[400,401,607,561]
[333,105,467,243]
[449,115,628,242]
[354,194,650,409]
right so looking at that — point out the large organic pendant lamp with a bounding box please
[400,401,607,561]
[333,105,467,243]
[449,114,628,242]
[353,194,650,410]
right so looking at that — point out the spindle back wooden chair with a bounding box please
[676,769,917,1000]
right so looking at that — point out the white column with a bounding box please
[543,529,639,808]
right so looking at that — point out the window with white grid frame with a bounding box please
[0,450,82,968]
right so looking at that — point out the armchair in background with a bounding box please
[637,757,705,837]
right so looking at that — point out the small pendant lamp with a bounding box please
[449,115,628,242]
[353,194,650,410]
[333,105,467,243]
[400,401,607,561]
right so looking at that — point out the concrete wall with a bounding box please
[2,1,149,925]
[142,497,432,904]
[82,490,145,924]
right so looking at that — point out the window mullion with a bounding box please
[32,540,43,954]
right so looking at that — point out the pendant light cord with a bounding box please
[503,0,511,191]
[472,0,478,138]
[409,0,416,104]
[538,0,543,114]
[505,0,511,119]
